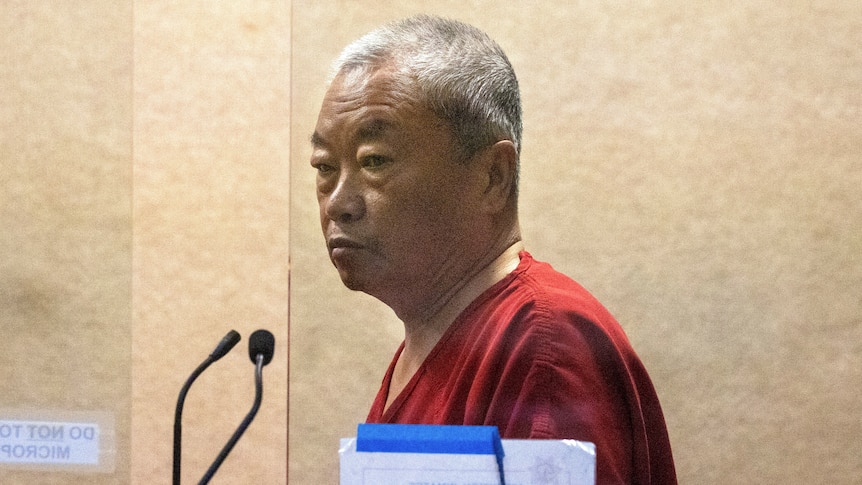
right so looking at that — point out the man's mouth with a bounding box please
[327,235,364,259]
[328,235,362,249]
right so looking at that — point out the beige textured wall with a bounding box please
[5,2,291,483]
[133,2,289,484]
[1,2,132,483]
[290,1,861,484]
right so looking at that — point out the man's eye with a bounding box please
[362,155,389,169]
[312,162,335,174]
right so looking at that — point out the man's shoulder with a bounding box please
[506,252,613,321]
[469,252,631,354]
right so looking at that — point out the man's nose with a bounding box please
[324,171,365,224]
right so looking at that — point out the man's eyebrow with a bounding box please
[356,118,393,141]
[310,131,326,148]
[309,118,394,149]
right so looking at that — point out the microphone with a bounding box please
[198,329,275,484]
[173,330,242,485]
[248,329,276,366]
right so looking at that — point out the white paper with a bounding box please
[340,437,595,485]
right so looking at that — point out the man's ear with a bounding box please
[478,140,518,214]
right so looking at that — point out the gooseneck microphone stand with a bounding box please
[173,330,241,485]
[198,328,274,484]
[197,352,265,484]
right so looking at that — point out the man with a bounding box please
[309,15,676,484]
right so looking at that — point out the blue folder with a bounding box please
[356,424,506,484]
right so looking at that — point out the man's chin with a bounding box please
[335,267,366,292]
[339,278,364,292]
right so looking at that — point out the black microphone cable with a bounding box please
[173,330,242,485]
[198,329,275,485]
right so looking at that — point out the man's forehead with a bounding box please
[310,67,445,147]
[311,114,400,148]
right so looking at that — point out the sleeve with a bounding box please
[501,308,636,484]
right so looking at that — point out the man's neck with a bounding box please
[383,239,524,413]
[412,239,521,333]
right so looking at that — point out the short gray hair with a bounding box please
[331,15,523,162]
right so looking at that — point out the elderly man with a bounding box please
[309,14,676,484]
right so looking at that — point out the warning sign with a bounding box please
[0,411,114,472]
[0,419,100,466]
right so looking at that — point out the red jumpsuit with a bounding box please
[367,252,677,484]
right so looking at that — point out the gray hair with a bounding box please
[331,15,523,163]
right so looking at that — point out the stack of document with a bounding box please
[340,424,595,485]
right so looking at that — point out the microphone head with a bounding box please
[211,329,242,361]
[248,329,275,366]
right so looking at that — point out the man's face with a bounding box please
[310,67,486,308]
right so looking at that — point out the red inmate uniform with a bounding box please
[366,252,677,484]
